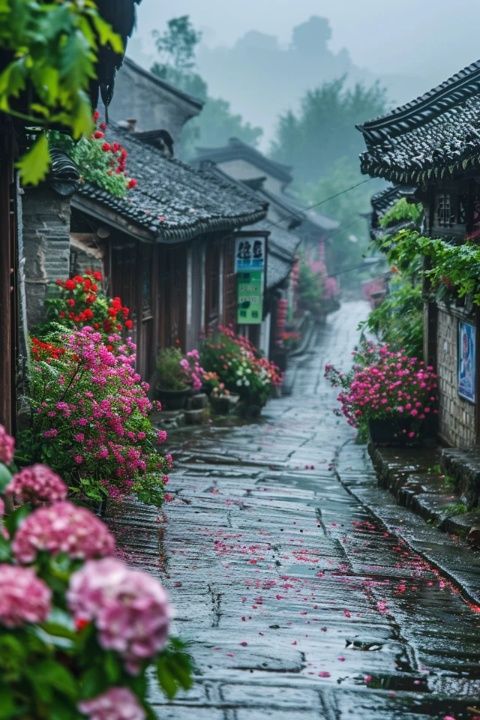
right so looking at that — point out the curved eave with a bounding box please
[74,184,267,244]
[360,151,480,186]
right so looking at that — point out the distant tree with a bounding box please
[153,16,201,74]
[271,77,387,185]
[151,16,263,158]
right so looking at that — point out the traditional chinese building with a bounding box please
[195,138,339,355]
[70,125,267,380]
[0,1,142,430]
[358,59,480,447]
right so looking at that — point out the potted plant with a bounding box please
[325,343,438,446]
[156,347,205,410]
[156,348,191,410]
[204,372,237,414]
[200,327,282,417]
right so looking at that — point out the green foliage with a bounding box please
[362,275,424,357]
[157,348,188,391]
[153,16,201,73]
[151,16,263,158]
[0,0,122,185]
[270,76,388,185]
[380,228,480,306]
[379,198,423,229]
[297,259,323,314]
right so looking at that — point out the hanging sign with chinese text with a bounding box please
[235,237,265,325]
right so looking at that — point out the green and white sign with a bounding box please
[235,238,266,325]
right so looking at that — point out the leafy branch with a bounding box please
[0,0,123,184]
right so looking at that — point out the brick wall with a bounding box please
[23,186,71,328]
[436,306,476,447]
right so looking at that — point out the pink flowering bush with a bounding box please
[325,342,438,440]
[19,326,170,506]
[0,425,192,719]
[68,557,171,674]
[180,349,204,392]
[156,346,204,392]
[0,565,51,627]
[79,687,146,720]
[12,501,116,563]
[6,464,67,506]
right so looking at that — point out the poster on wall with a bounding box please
[235,237,265,325]
[458,321,476,403]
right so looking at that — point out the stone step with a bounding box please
[184,408,209,425]
[441,448,480,508]
[188,393,209,410]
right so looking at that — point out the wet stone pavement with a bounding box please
[108,301,480,720]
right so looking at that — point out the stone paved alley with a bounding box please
[108,301,480,720]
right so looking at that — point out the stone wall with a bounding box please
[108,61,200,141]
[436,306,476,447]
[23,186,71,328]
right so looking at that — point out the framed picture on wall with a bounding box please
[458,321,476,403]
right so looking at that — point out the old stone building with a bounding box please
[359,59,480,447]
[108,58,203,142]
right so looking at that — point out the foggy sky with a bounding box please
[129,0,480,144]
[134,0,480,81]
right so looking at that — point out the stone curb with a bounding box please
[335,439,480,608]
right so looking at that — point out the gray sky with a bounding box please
[134,0,480,80]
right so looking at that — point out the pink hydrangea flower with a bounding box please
[68,558,171,674]
[12,501,115,563]
[6,464,67,506]
[79,687,145,720]
[0,424,15,465]
[0,565,51,627]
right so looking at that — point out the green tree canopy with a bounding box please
[151,15,263,158]
[270,77,387,185]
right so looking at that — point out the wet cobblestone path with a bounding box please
[108,302,480,720]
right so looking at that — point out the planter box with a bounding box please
[368,418,415,447]
[368,416,436,447]
[156,388,190,411]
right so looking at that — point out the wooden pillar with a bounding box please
[0,133,15,431]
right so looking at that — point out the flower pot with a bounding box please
[210,395,232,415]
[368,417,413,446]
[156,387,190,411]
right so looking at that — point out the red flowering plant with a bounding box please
[200,326,282,408]
[325,342,438,440]
[50,113,137,198]
[19,326,171,507]
[38,271,133,342]
[0,426,192,719]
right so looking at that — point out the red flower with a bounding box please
[75,617,90,632]
[93,110,100,122]
[102,142,111,152]
[99,122,107,131]
[127,178,138,189]
[94,131,104,140]
[125,319,133,330]
[64,279,76,291]
[67,299,75,307]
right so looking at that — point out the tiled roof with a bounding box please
[358,60,480,184]
[74,126,267,242]
[196,138,293,184]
